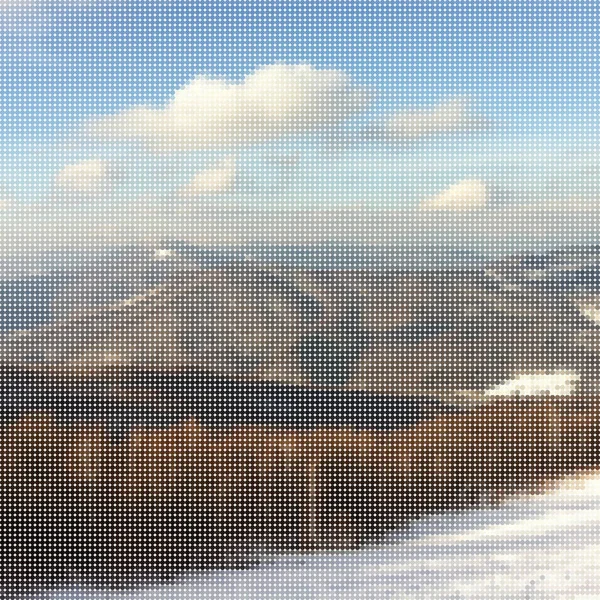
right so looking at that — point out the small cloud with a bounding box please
[54,159,118,196]
[87,64,371,151]
[371,97,488,141]
[177,156,236,197]
[420,179,488,211]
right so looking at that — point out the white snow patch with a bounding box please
[484,370,580,398]
[572,295,600,326]
[37,470,600,600]
[153,248,178,260]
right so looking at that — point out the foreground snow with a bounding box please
[38,470,600,600]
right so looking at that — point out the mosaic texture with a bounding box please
[1,2,600,598]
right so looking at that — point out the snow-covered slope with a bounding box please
[39,470,600,600]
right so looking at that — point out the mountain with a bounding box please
[0,243,599,409]
[484,245,600,293]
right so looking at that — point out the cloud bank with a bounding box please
[87,64,370,151]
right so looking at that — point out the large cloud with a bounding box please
[87,64,370,151]
[376,97,488,140]
[54,159,117,195]
[420,179,488,211]
[177,156,236,197]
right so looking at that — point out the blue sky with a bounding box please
[1,0,600,209]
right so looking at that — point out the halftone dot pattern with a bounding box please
[1,2,600,599]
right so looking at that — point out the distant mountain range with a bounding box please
[0,242,483,334]
[1,243,600,407]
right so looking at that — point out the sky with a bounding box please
[1,0,600,252]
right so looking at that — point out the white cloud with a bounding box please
[381,97,488,140]
[87,64,370,151]
[177,156,236,197]
[420,179,488,211]
[54,159,116,195]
